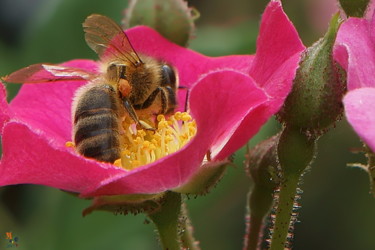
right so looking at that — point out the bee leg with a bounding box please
[148,86,175,115]
[133,87,171,114]
[160,87,168,114]
[178,86,190,112]
[122,97,155,131]
[133,87,162,111]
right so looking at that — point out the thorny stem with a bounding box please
[148,191,182,250]
[244,213,263,250]
[269,174,300,250]
[180,203,201,250]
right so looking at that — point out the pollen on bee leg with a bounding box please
[113,158,122,167]
[65,141,75,148]
[118,79,132,96]
[118,112,197,171]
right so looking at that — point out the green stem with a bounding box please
[244,213,263,250]
[244,185,274,250]
[269,174,300,250]
[180,203,201,250]
[148,191,182,250]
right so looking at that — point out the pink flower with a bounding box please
[0,0,304,197]
[334,10,375,151]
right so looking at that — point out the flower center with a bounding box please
[114,112,197,170]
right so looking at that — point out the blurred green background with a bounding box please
[0,0,374,249]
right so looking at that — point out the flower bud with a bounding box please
[246,135,279,217]
[123,0,198,47]
[246,135,279,190]
[339,0,370,17]
[278,13,346,135]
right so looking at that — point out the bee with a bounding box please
[3,14,178,163]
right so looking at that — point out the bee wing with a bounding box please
[83,14,143,66]
[2,64,95,84]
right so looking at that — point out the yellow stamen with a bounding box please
[119,112,197,170]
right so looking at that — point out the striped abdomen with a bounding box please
[73,84,122,163]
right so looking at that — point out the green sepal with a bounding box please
[278,13,346,135]
[339,0,370,17]
[172,159,229,195]
[82,192,166,217]
[246,134,280,190]
[124,0,198,47]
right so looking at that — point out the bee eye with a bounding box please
[161,65,176,87]
[107,63,117,74]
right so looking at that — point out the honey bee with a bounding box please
[3,14,178,163]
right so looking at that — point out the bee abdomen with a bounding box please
[74,111,121,163]
[73,84,122,163]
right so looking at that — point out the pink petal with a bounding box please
[343,88,375,152]
[126,26,254,87]
[9,59,98,142]
[366,0,375,19]
[334,15,375,90]
[213,0,305,160]
[0,121,126,193]
[0,83,10,130]
[249,0,305,95]
[82,70,268,196]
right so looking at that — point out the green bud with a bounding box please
[246,134,280,190]
[244,135,280,249]
[278,13,346,135]
[124,0,198,47]
[277,127,317,176]
[339,0,370,17]
[246,135,280,217]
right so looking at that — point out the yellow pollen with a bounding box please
[118,112,197,170]
[65,141,75,148]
